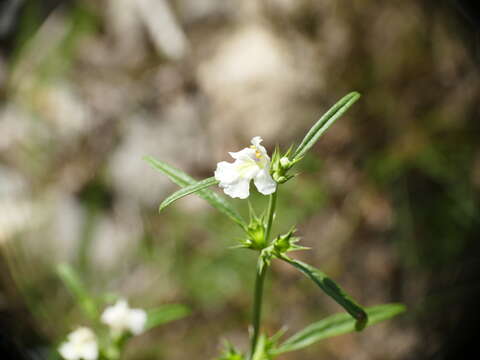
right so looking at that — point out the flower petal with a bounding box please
[250,136,263,147]
[128,309,147,335]
[69,327,96,343]
[214,161,239,184]
[59,328,98,360]
[59,343,77,360]
[235,159,259,179]
[221,178,251,199]
[229,147,256,161]
[80,343,99,360]
[254,169,277,195]
[250,136,270,161]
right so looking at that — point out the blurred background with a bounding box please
[1,0,479,359]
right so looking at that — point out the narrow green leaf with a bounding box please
[293,92,361,161]
[56,263,98,320]
[144,156,247,230]
[145,304,190,331]
[273,303,406,354]
[159,177,219,211]
[279,255,368,330]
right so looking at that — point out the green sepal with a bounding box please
[258,248,274,273]
[258,228,309,272]
[252,335,269,360]
[241,202,267,250]
[216,341,245,360]
[272,227,308,254]
[159,177,219,212]
[252,332,284,360]
[270,145,297,184]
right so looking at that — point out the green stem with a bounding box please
[264,190,277,243]
[249,190,278,358]
[250,261,267,358]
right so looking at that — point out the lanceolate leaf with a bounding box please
[144,156,247,230]
[293,92,361,161]
[145,304,190,331]
[273,303,406,355]
[56,263,98,320]
[279,255,368,330]
[159,177,219,212]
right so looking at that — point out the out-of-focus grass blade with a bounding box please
[145,304,190,331]
[56,263,98,320]
[144,156,247,230]
[159,177,219,212]
[292,92,361,161]
[279,255,368,330]
[273,303,406,355]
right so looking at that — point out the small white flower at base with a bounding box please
[101,299,147,336]
[58,327,98,360]
[214,136,277,199]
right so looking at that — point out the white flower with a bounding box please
[101,299,147,336]
[58,327,98,360]
[214,136,277,199]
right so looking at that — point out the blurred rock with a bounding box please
[0,166,31,244]
[178,0,234,23]
[108,96,208,206]
[90,202,143,271]
[198,23,316,154]
[106,0,146,65]
[137,0,188,60]
[106,0,188,61]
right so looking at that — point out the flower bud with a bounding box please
[280,156,291,168]
[273,228,297,253]
[270,148,296,184]
[247,223,266,250]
